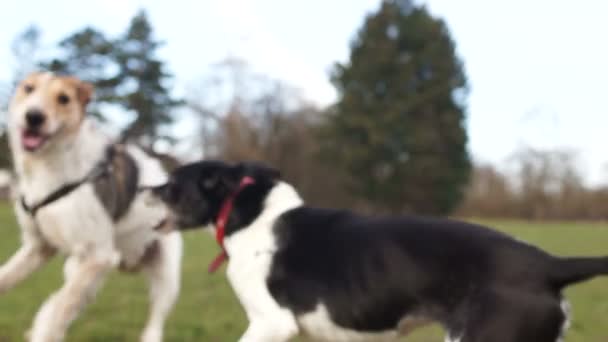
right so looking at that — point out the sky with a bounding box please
[1,0,607,183]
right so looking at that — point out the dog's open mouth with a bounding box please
[21,130,49,152]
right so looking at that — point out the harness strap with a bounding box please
[20,145,115,217]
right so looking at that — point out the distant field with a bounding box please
[0,203,607,341]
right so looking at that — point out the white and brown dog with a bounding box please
[0,72,182,342]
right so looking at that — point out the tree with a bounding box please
[12,25,41,82]
[0,25,42,169]
[44,11,180,148]
[114,11,181,146]
[188,59,352,208]
[0,83,11,168]
[456,164,515,218]
[510,147,585,220]
[320,0,470,215]
[0,129,9,169]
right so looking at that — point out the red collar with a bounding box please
[208,176,256,273]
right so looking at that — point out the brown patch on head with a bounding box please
[59,76,94,110]
[13,73,94,117]
[46,75,94,127]
[10,73,95,151]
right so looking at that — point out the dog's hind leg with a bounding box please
[28,248,119,342]
[141,232,182,342]
[459,290,566,342]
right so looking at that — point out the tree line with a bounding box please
[0,0,491,218]
[457,148,608,220]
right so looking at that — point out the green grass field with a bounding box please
[1,203,607,341]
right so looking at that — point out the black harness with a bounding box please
[20,146,116,217]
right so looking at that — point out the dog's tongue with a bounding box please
[22,133,44,150]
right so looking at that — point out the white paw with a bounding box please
[141,328,162,342]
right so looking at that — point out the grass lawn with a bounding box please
[1,203,607,341]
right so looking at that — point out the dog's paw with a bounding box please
[141,327,162,342]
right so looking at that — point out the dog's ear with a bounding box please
[77,81,94,108]
[62,76,94,109]
[197,162,280,196]
[238,162,281,181]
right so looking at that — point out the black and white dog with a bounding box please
[146,160,608,342]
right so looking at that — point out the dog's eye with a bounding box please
[57,93,70,105]
[24,84,35,94]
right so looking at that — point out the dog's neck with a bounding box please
[223,181,303,256]
[12,119,111,202]
[260,181,304,218]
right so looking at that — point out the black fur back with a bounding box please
[267,207,557,332]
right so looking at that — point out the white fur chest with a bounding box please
[15,122,113,253]
[223,182,303,262]
[223,201,288,296]
[32,184,115,253]
[222,183,303,321]
[14,121,169,260]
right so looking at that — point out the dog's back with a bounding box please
[269,209,551,324]
[267,207,608,341]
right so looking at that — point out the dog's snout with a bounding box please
[152,184,169,200]
[25,109,46,128]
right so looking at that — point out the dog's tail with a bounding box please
[548,256,608,289]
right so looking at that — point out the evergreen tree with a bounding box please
[0,25,42,168]
[0,84,11,168]
[0,129,9,169]
[321,0,470,215]
[44,11,180,147]
[12,25,41,81]
[114,10,181,146]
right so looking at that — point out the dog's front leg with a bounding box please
[1,202,56,294]
[228,258,299,342]
[28,249,119,342]
[140,232,183,342]
[0,243,55,294]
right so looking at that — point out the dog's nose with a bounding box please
[25,109,46,128]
